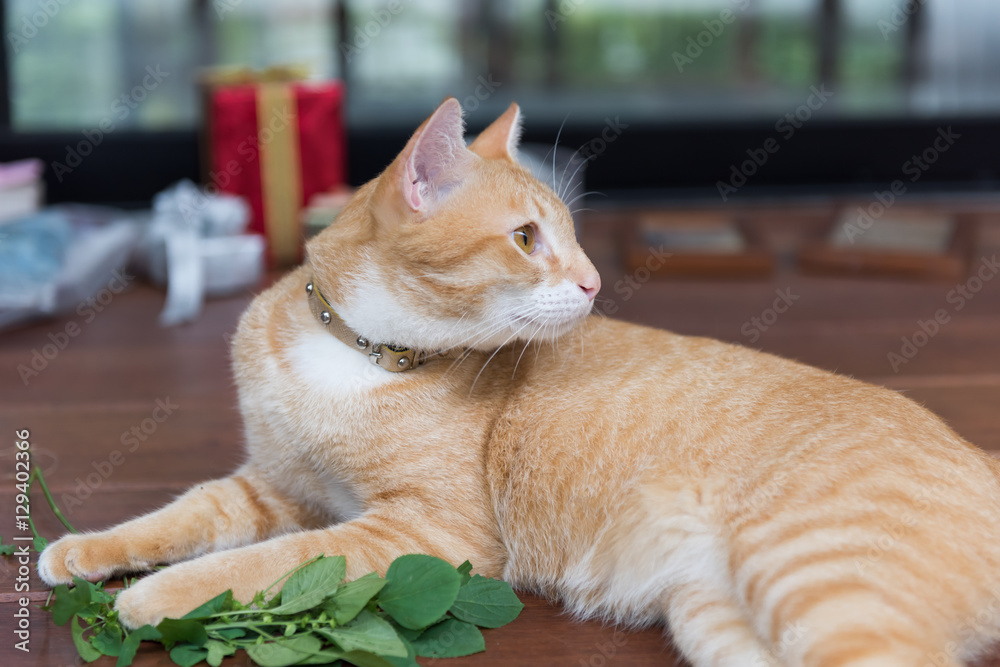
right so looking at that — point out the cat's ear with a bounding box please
[386,97,474,216]
[468,102,522,162]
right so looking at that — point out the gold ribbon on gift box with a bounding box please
[255,80,303,266]
[200,65,310,266]
[199,64,310,87]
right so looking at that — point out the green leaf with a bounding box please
[181,590,234,620]
[456,561,473,586]
[0,539,15,556]
[92,624,123,656]
[34,536,48,552]
[91,585,116,605]
[449,575,524,628]
[318,609,408,657]
[70,615,102,662]
[245,634,330,667]
[116,625,162,667]
[51,579,94,626]
[169,644,208,667]
[204,639,236,667]
[411,619,485,658]
[157,618,208,647]
[210,626,246,640]
[341,650,418,667]
[378,555,460,630]
[269,555,346,615]
[322,572,386,625]
[387,620,424,643]
[296,648,346,665]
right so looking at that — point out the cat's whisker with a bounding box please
[445,306,546,382]
[513,340,533,380]
[512,311,550,379]
[559,153,595,202]
[439,313,527,376]
[560,172,599,205]
[563,190,606,210]
[469,318,538,396]
[458,329,514,381]
[558,150,593,202]
[550,114,569,192]
[450,313,518,351]
[537,145,557,183]
[533,322,548,365]
[432,327,501,373]
[438,330,504,374]
[556,145,586,200]
[433,310,511,356]
[428,311,469,350]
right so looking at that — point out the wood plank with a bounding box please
[0,399,243,490]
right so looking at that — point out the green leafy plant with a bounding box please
[1,458,78,555]
[45,553,524,667]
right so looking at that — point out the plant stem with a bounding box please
[204,621,273,631]
[204,610,262,620]
[32,464,79,534]
[257,554,324,601]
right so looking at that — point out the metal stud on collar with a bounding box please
[306,276,460,373]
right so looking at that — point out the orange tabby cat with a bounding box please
[40,98,1000,667]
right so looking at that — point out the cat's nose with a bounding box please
[577,272,601,301]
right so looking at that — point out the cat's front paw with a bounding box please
[114,562,231,629]
[114,569,193,629]
[38,533,129,586]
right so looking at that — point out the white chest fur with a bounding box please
[287,327,401,398]
[241,324,406,523]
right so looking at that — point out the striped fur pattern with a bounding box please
[39,99,1000,666]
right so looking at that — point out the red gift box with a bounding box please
[207,76,346,266]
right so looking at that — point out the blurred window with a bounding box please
[4,0,1000,131]
[6,0,338,130]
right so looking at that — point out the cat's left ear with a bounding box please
[378,97,475,219]
[468,102,522,162]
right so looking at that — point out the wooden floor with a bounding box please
[2,219,1000,666]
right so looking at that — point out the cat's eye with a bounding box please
[512,225,536,254]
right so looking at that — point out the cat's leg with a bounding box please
[113,505,497,628]
[38,468,315,586]
[665,582,780,667]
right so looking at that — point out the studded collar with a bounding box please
[305,277,461,373]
